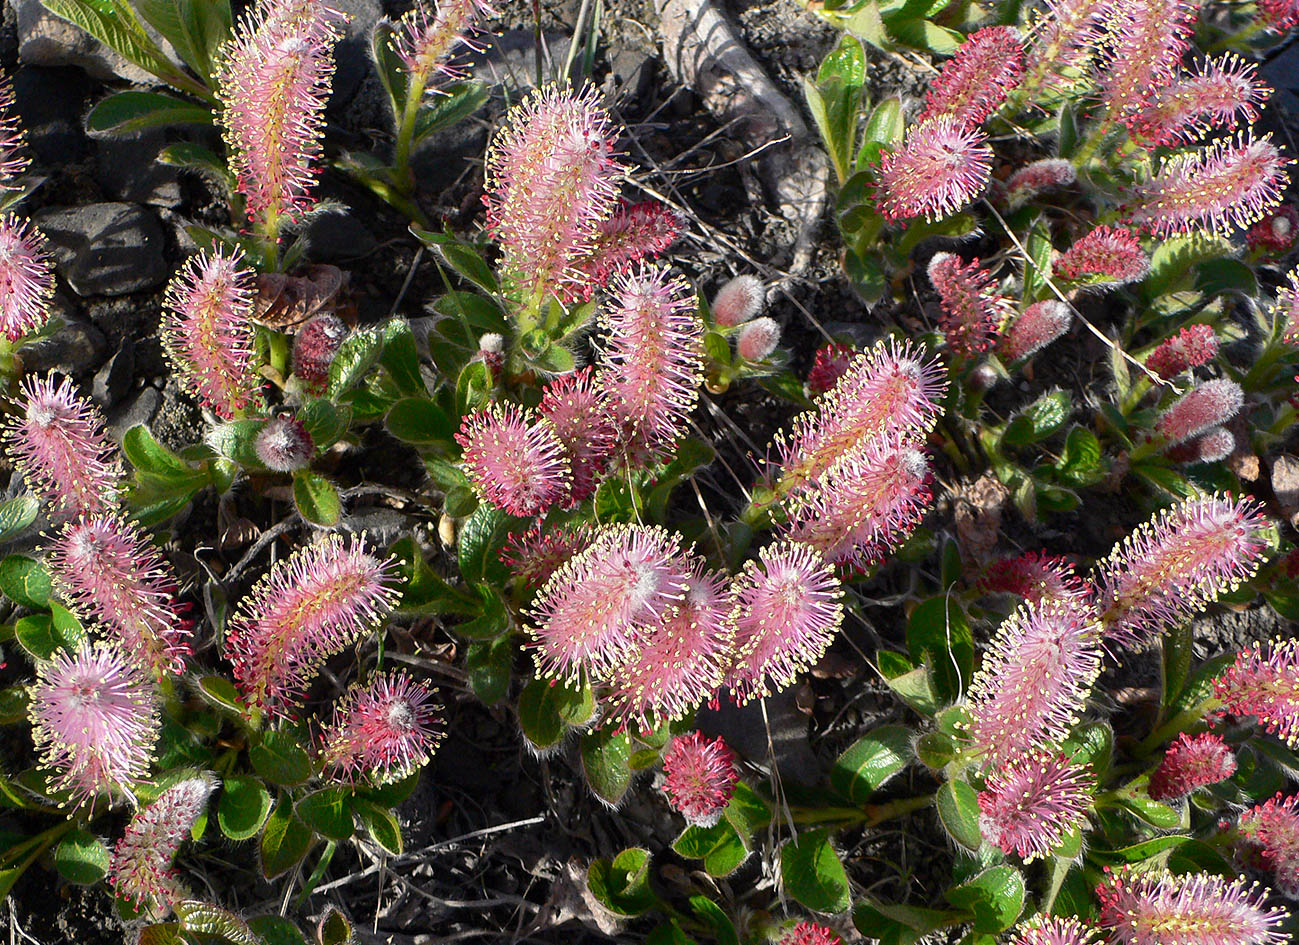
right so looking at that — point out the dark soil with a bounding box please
[2,0,1298,943]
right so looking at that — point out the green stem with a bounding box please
[0,819,74,868]
[1134,697,1223,758]
[393,75,430,196]
[1073,116,1117,167]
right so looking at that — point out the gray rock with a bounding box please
[302,209,377,262]
[93,338,135,407]
[1263,45,1299,113]
[12,66,90,164]
[94,130,181,208]
[15,0,156,83]
[606,47,653,101]
[696,688,821,784]
[36,203,168,297]
[469,29,571,92]
[327,0,383,112]
[108,384,162,442]
[21,293,108,376]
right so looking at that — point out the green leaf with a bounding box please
[0,686,30,725]
[1021,221,1054,304]
[887,17,963,53]
[389,536,477,616]
[371,19,410,117]
[413,229,499,294]
[587,847,657,916]
[1058,104,1079,158]
[830,724,911,803]
[197,674,246,714]
[580,728,634,807]
[858,97,904,167]
[0,495,38,543]
[1162,622,1195,709]
[412,81,490,141]
[882,664,941,716]
[15,610,83,660]
[296,788,354,842]
[298,399,349,452]
[1090,835,1190,866]
[1145,233,1234,298]
[804,36,866,184]
[945,865,1025,933]
[387,397,456,446]
[85,90,212,134]
[206,418,267,467]
[135,0,232,85]
[327,325,386,400]
[218,776,272,841]
[354,799,403,855]
[457,503,513,584]
[250,730,313,787]
[0,555,52,610]
[260,796,313,879]
[688,897,739,945]
[1057,427,1105,486]
[246,916,309,945]
[41,0,202,96]
[905,596,973,703]
[1195,258,1257,297]
[465,637,512,704]
[854,900,960,945]
[1003,390,1071,446]
[158,141,231,183]
[936,779,982,851]
[517,677,570,751]
[1063,721,1113,774]
[292,470,342,527]
[123,424,196,481]
[781,829,851,914]
[647,923,698,945]
[1117,792,1181,829]
[55,828,110,884]
[317,908,351,945]
[175,901,257,945]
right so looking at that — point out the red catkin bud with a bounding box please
[1146,325,1219,379]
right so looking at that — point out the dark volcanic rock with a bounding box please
[36,202,168,297]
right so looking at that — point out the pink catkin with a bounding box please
[779,922,843,945]
[1258,0,1299,31]
[1002,300,1073,362]
[604,565,735,731]
[711,274,765,327]
[805,343,857,396]
[1247,206,1299,256]
[1023,0,1112,97]
[291,313,348,392]
[1095,868,1289,945]
[1004,159,1077,209]
[162,249,263,420]
[919,27,1024,127]
[725,541,844,704]
[224,535,401,719]
[538,367,616,505]
[978,751,1094,861]
[978,551,1089,605]
[527,524,693,681]
[47,515,192,680]
[320,671,443,784]
[4,373,122,518]
[1133,55,1271,145]
[1148,732,1237,801]
[736,317,781,362]
[1100,0,1198,126]
[1215,638,1299,746]
[391,0,495,87]
[1155,379,1244,446]
[661,732,738,827]
[456,403,572,516]
[573,201,682,295]
[254,415,315,472]
[785,439,932,571]
[499,523,594,589]
[29,643,158,809]
[217,0,343,229]
[1054,226,1150,287]
[877,117,992,221]
[0,215,53,340]
[0,71,30,186]
[1146,324,1219,379]
[109,773,217,909]
[598,265,704,462]
[1095,493,1270,646]
[1128,135,1290,237]
[927,253,1013,357]
[777,339,946,495]
[1240,793,1299,898]
[1165,426,1235,465]
[963,598,1103,767]
[484,84,623,302]
[1008,916,1101,945]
